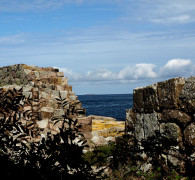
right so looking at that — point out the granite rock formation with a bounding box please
[0,64,91,140]
[126,77,195,174]
[89,115,125,146]
[0,64,125,144]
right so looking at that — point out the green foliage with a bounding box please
[106,132,191,180]
[83,142,115,166]
[0,88,104,180]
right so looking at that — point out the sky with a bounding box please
[0,0,195,95]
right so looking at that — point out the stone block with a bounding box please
[45,88,52,95]
[157,77,185,110]
[91,133,107,145]
[54,109,64,118]
[56,85,64,91]
[23,91,32,99]
[45,83,55,90]
[69,95,77,101]
[60,91,67,99]
[48,72,56,78]
[167,149,185,173]
[161,109,192,127]
[24,69,32,74]
[40,92,49,99]
[74,101,82,110]
[61,77,68,86]
[64,85,72,91]
[40,71,48,78]
[14,78,22,85]
[51,90,60,97]
[184,123,195,147]
[179,77,195,113]
[133,84,159,113]
[34,71,40,78]
[135,113,160,141]
[143,112,160,140]
[23,85,33,92]
[57,72,64,77]
[27,71,37,80]
[78,116,92,125]
[41,107,54,119]
[36,119,49,129]
[3,68,7,73]
[160,123,182,143]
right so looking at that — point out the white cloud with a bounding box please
[118,64,156,80]
[85,69,117,81]
[57,59,194,84]
[152,15,192,24]
[160,59,193,78]
[164,59,191,69]
[125,0,195,25]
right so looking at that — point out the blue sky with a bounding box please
[0,0,195,94]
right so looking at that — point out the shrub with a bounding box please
[0,88,104,180]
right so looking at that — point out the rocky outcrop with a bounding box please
[89,115,125,146]
[0,64,89,140]
[0,64,125,144]
[126,77,195,174]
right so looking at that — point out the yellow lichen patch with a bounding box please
[22,64,35,70]
[92,119,125,138]
[56,77,62,85]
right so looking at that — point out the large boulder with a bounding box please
[133,77,185,113]
[126,76,195,175]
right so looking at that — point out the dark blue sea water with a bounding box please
[78,94,133,121]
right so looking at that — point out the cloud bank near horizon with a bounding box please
[58,59,194,84]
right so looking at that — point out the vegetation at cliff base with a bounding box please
[0,88,193,179]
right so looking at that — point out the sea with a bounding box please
[78,94,133,121]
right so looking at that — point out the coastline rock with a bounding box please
[126,76,195,174]
[90,115,125,146]
[88,115,116,121]
[0,64,87,141]
[0,64,125,146]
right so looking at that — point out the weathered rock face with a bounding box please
[89,115,125,146]
[126,77,195,174]
[0,64,125,144]
[0,64,89,139]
